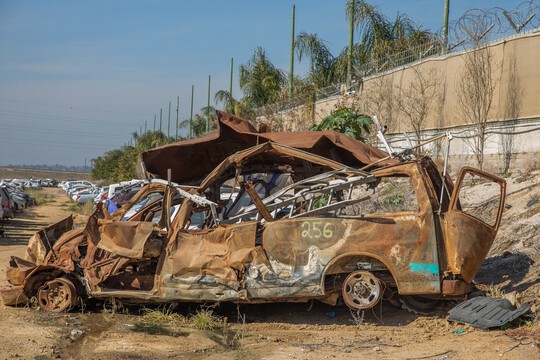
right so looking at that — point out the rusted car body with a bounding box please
[1,113,506,313]
[1,144,506,312]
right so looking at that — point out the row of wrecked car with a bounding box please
[1,111,506,314]
[0,184,37,220]
[0,178,58,191]
[60,179,145,206]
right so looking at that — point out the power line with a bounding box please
[0,109,137,127]
[0,148,94,164]
[1,124,129,140]
[0,136,118,150]
[0,97,150,117]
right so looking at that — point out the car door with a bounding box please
[442,167,506,283]
[81,184,172,291]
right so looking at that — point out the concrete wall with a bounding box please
[311,31,540,129]
[259,31,540,173]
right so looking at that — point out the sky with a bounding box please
[0,0,514,167]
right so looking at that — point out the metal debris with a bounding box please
[448,296,531,329]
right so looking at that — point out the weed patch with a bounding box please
[62,201,94,215]
[189,308,226,330]
[133,306,189,337]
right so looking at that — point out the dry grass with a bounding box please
[133,306,226,337]
[25,189,54,205]
[134,306,189,337]
[485,284,506,299]
[189,308,226,330]
[61,200,94,216]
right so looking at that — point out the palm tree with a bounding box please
[179,106,217,138]
[238,47,286,109]
[132,130,173,149]
[348,1,392,58]
[214,89,238,114]
[295,31,338,88]
[295,2,436,91]
[348,1,437,65]
[310,107,373,142]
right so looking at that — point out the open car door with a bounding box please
[442,167,506,283]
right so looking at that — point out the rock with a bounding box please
[70,329,83,341]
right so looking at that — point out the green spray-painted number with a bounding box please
[301,221,333,239]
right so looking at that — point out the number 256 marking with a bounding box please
[301,221,333,239]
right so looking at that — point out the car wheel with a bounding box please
[37,277,78,312]
[342,271,382,310]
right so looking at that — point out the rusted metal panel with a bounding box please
[442,167,506,283]
[0,284,28,306]
[142,111,397,184]
[96,221,156,259]
[198,142,362,191]
[163,223,257,287]
[6,257,36,286]
[158,222,266,302]
[259,213,440,297]
[442,279,470,296]
[443,213,498,283]
[25,215,73,264]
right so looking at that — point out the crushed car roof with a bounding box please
[141,111,397,184]
[198,141,365,191]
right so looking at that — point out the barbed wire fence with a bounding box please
[448,0,540,48]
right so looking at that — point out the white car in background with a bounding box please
[63,181,94,192]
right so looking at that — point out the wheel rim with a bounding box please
[342,271,382,310]
[37,277,77,312]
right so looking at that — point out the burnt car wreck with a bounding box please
[1,112,506,313]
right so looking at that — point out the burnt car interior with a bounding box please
[92,143,382,296]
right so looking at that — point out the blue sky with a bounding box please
[0,0,513,167]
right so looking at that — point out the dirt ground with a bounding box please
[0,181,539,360]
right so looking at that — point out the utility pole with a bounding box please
[153,114,156,131]
[190,85,194,139]
[144,120,147,133]
[159,108,162,132]
[167,101,171,138]
[229,57,234,97]
[289,4,295,99]
[442,0,450,54]
[347,0,354,89]
[206,75,211,133]
[175,96,179,140]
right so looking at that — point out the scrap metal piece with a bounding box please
[442,279,470,296]
[243,181,274,222]
[448,296,531,329]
